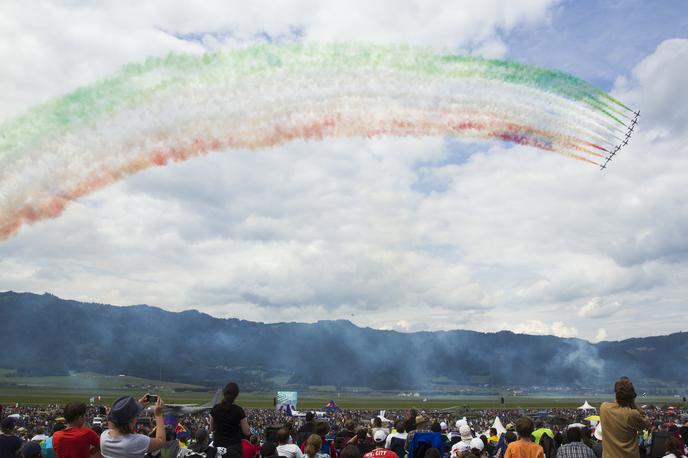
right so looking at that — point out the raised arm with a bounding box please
[147,398,167,452]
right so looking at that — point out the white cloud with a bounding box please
[593,328,608,342]
[579,297,621,319]
[506,320,579,338]
[0,0,557,121]
[0,5,687,341]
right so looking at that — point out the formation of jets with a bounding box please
[600,110,639,171]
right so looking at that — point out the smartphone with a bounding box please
[145,394,158,403]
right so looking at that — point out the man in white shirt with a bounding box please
[276,428,303,458]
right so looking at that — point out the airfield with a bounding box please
[0,371,684,410]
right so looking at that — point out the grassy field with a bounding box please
[1,386,683,410]
[0,371,683,409]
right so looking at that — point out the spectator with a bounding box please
[504,417,544,458]
[304,423,337,458]
[468,437,487,458]
[259,443,278,458]
[242,435,260,458]
[450,424,473,455]
[663,436,685,458]
[304,434,329,458]
[53,402,101,458]
[0,418,22,458]
[405,411,418,434]
[21,442,42,458]
[335,421,357,451]
[424,449,440,458]
[363,431,397,458]
[100,395,166,458]
[371,419,389,438]
[494,432,517,458]
[592,424,603,458]
[210,383,251,458]
[277,428,303,458]
[339,446,361,458]
[599,378,650,458]
[43,423,65,458]
[298,414,317,446]
[556,427,595,458]
[351,429,374,456]
[385,421,407,458]
[190,429,216,458]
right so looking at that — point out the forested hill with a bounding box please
[1,291,686,390]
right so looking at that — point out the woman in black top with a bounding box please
[210,382,250,458]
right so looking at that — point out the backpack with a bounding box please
[413,442,431,458]
[390,437,406,458]
[539,434,557,458]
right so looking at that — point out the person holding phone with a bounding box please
[100,395,166,458]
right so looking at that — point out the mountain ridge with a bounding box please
[1,291,686,391]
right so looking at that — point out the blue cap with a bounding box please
[21,441,42,458]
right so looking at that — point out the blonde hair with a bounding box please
[304,434,323,457]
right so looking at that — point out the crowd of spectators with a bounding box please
[1,379,687,458]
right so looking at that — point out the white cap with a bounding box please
[456,417,468,429]
[470,438,484,451]
[594,422,603,441]
[459,424,472,440]
[374,430,387,442]
[454,442,470,452]
[440,421,448,431]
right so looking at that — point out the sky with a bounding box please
[1,0,687,342]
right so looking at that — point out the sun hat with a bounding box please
[108,396,143,424]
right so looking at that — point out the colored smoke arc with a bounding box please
[0,43,638,240]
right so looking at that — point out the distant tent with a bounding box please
[578,401,596,410]
[491,416,506,436]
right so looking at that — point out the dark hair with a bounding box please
[424,448,440,458]
[52,423,66,435]
[196,428,209,444]
[566,427,582,443]
[63,403,87,424]
[356,428,368,441]
[395,421,405,434]
[345,420,356,431]
[430,422,441,433]
[490,428,497,436]
[222,382,240,406]
[504,432,517,444]
[340,445,361,458]
[409,409,418,417]
[306,412,315,422]
[614,379,637,407]
[515,417,534,438]
[666,436,682,455]
[110,421,134,435]
[315,422,330,436]
[373,417,382,428]
[276,428,290,445]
